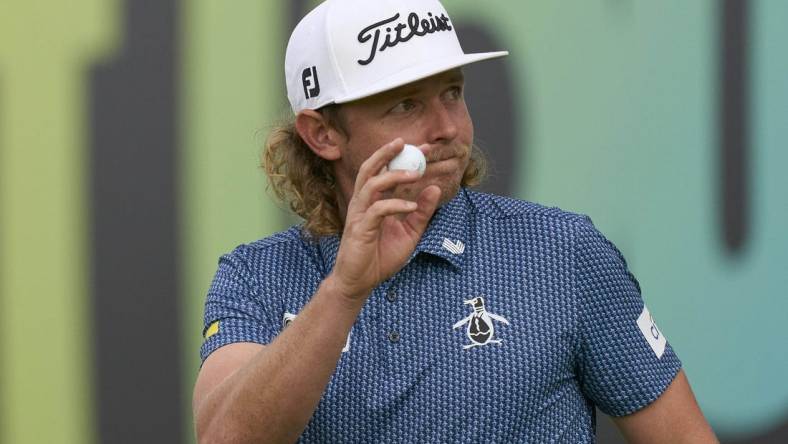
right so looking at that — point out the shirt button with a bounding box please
[386,290,398,302]
[388,331,401,343]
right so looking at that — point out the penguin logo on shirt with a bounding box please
[452,297,510,350]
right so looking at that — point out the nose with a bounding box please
[425,100,459,145]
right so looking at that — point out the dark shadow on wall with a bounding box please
[454,23,520,198]
[290,0,311,34]
[719,0,750,256]
[89,0,182,443]
[726,418,788,444]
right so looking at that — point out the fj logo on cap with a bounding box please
[357,12,453,66]
[302,66,321,99]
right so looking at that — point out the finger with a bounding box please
[353,138,405,195]
[417,143,432,160]
[356,198,419,234]
[403,185,442,237]
[354,169,421,210]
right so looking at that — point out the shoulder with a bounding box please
[465,191,620,266]
[244,225,312,253]
[223,225,305,257]
[464,189,591,230]
[218,225,322,282]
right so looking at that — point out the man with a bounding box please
[193,0,719,442]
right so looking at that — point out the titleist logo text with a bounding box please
[357,12,453,66]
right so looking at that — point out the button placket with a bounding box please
[384,280,403,348]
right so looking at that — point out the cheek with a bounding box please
[460,108,474,144]
[337,143,365,180]
[342,138,385,178]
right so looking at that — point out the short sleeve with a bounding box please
[573,216,682,417]
[199,245,281,364]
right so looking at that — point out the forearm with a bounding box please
[614,370,719,444]
[194,141,441,443]
[195,275,366,443]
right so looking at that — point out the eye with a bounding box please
[445,85,463,101]
[390,99,418,114]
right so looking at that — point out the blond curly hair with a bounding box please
[262,105,487,237]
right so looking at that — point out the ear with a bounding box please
[295,110,343,161]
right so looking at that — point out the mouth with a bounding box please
[427,156,455,164]
[426,151,463,164]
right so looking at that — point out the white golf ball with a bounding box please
[388,144,426,176]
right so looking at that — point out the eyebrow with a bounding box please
[389,70,466,99]
[445,71,465,84]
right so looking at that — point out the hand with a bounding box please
[330,138,441,302]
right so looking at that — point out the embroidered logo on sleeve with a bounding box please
[204,321,220,340]
[637,306,666,358]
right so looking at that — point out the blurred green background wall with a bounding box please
[1,0,786,443]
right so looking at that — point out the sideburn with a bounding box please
[319,104,351,141]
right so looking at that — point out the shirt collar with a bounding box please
[412,188,472,269]
[317,188,473,273]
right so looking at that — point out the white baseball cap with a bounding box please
[285,0,509,114]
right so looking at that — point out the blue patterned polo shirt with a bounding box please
[200,188,682,442]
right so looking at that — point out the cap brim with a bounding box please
[333,51,509,105]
